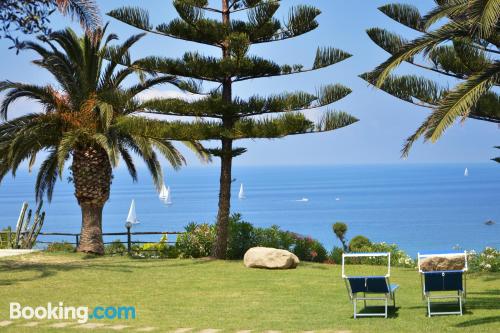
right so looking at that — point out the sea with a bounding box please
[0,163,499,256]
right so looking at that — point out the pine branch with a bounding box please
[140,84,351,118]
[314,110,359,132]
[107,7,152,31]
[366,28,411,59]
[359,72,444,106]
[378,3,425,32]
[236,47,351,82]
[115,116,222,141]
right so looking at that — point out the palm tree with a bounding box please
[0,27,208,254]
[55,0,102,33]
[364,0,499,157]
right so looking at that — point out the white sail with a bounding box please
[464,168,469,177]
[159,183,168,200]
[238,183,245,199]
[127,199,139,224]
[164,186,172,204]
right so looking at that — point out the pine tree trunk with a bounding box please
[213,0,233,259]
[72,146,111,255]
[213,137,233,259]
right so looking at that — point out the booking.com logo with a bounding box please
[9,302,136,323]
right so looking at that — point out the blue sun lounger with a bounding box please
[417,251,468,317]
[342,252,399,318]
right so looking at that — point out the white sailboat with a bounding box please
[464,168,469,177]
[159,183,172,204]
[164,186,172,205]
[238,183,245,199]
[127,199,139,224]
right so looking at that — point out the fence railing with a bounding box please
[0,228,184,254]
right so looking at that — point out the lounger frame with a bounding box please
[342,252,398,318]
[417,252,468,317]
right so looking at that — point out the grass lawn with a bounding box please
[0,252,499,333]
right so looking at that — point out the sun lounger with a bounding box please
[417,251,468,317]
[342,252,398,318]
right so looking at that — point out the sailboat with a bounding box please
[164,186,172,205]
[238,183,245,199]
[464,168,469,177]
[159,183,172,204]
[127,199,139,224]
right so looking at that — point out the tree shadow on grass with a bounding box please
[454,316,500,328]
[0,257,212,286]
[465,289,500,310]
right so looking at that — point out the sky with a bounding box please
[0,0,498,168]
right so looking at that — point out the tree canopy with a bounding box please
[362,0,499,159]
[109,0,358,258]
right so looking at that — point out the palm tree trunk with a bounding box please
[78,203,104,254]
[213,0,233,259]
[72,146,111,255]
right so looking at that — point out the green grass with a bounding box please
[0,252,499,333]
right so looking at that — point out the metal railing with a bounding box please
[0,228,184,254]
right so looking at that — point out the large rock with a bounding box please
[244,247,299,269]
[420,255,466,271]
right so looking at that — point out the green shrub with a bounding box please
[133,235,172,259]
[46,242,75,253]
[176,222,215,258]
[349,235,371,251]
[329,246,344,264]
[227,213,257,260]
[293,236,328,262]
[253,225,295,250]
[0,227,14,249]
[105,239,127,255]
[348,241,415,267]
[469,247,500,272]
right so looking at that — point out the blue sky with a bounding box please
[1,0,498,167]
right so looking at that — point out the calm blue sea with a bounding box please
[0,164,499,255]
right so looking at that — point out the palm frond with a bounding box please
[424,61,500,142]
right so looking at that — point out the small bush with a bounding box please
[46,242,75,253]
[253,225,295,250]
[348,241,415,267]
[329,246,344,264]
[293,236,328,263]
[0,227,14,249]
[176,222,215,258]
[133,235,171,259]
[349,235,371,251]
[227,213,257,260]
[469,247,500,272]
[105,239,127,255]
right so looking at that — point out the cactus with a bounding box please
[14,201,45,249]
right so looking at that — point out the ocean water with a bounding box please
[0,164,499,255]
